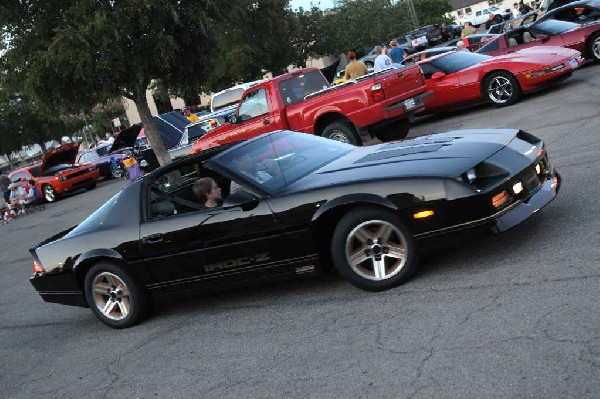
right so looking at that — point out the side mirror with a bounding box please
[226,114,239,124]
[222,189,259,211]
[431,72,446,80]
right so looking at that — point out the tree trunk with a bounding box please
[134,94,172,167]
[37,140,47,155]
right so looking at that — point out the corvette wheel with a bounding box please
[322,121,361,145]
[587,32,600,62]
[84,263,149,328]
[331,207,417,291]
[42,184,57,202]
[111,163,125,178]
[483,71,521,106]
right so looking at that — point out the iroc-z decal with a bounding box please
[204,252,270,273]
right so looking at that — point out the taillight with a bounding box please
[370,83,385,103]
[33,261,43,273]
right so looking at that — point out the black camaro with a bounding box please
[30,130,561,328]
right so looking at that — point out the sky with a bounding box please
[289,0,336,10]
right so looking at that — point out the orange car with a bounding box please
[9,143,100,202]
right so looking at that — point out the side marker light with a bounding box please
[413,210,435,219]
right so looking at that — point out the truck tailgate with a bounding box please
[380,64,425,101]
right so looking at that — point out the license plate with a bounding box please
[569,58,578,68]
[404,98,416,110]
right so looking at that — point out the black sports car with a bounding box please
[29,130,561,328]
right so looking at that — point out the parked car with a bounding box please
[536,0,600,24]
[9,143,100,202]
[191,66,429,152]
[210,80,263,113]
[421,24,443,44]
[477,18,600,62]
[407,28,429,51]
[400,47,457,66]
[441,24,463,40]
[76,125,143,178]
[448,34,500,51]
[168,106,235,160]
[416,47,582,112]
[29,129,561,328]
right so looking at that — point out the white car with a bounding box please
[462,6,511,27]
[210,80,263,113]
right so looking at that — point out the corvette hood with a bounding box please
[488,46,578,64]
[299,129,520,187]
[42,143,80,172]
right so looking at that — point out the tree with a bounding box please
[288,7,329,68]
[1,0,233,167]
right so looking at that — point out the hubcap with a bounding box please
[593,37,600,60]
[345,220,408,281]
[44,186,55,202]
[92,272,131,321]
[487,76,513,104]
[328,131,351,143]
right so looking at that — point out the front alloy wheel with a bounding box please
[331,207,417,291]
[484,71,521,106]
[43,184,57,202]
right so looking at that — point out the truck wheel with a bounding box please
[323,122,361,145]
[376,119,410,142]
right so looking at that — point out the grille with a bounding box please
[64,169,91,180]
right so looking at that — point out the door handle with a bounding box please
[263,119,271,125]
[143,233,163,244]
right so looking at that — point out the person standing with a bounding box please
[485,13,503,30]
[519,1,532,14]
[344,51,369,80]
[0,171,10,203]
[512,2,522,18]
[373,45,392,72]
[388,40,405,64]
[182,106,199,123]
[461,22,477,38]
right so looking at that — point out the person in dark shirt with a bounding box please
[192,177,222,208]
[485,13,504,30]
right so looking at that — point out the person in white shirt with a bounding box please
[512,2,522,18]
[373,45,393,72]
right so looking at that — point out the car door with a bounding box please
[421,62,461,110]
[138,163,287,294]
[225,87,278,143]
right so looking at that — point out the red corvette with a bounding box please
[416,46,582,113]
[477,19,600,62]
[9,143,100,202]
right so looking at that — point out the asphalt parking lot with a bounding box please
[1,63,599,398]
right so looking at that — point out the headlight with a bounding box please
[465,168,477,184]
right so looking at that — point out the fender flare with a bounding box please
[311,193,397,222]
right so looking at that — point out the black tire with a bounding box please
[322,121,361,145]
[331,207,417,291]
[110,162,125,178]
[84,262,149,328]
[376,119,411,142]
[364,61,374,69]
[482,71,521,106]
[587,32,600,62]
[42,184,58,203]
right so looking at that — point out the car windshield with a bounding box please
[208,131,353,195]
[530,19,579,34]
[428,51,491,74]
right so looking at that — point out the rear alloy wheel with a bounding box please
[84,263,149,328]
[331,207,417,291]
[587,32,600,62]
[322,121,361,145]
[483,71,521,106]
[42,184,57,202]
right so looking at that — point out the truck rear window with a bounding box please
[278,71,329,106]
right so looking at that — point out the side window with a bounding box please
[11,172,29,182]
[465,7,472,14]
[238,88,269,122]
[419,63,444,79]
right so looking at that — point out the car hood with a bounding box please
[109,124,143,152]
[292,129,519,189]
[489,45,579,63]
[42,143,80,172]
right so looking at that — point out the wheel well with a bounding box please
[74,256,125,302]
[312,203,395,270]
[314,113,351,136]
[584,31,600,59]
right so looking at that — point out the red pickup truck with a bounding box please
[192,66,429,153]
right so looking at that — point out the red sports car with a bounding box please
[9,143,100,202]
[477,19,600,62]
[416,46,582,113]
